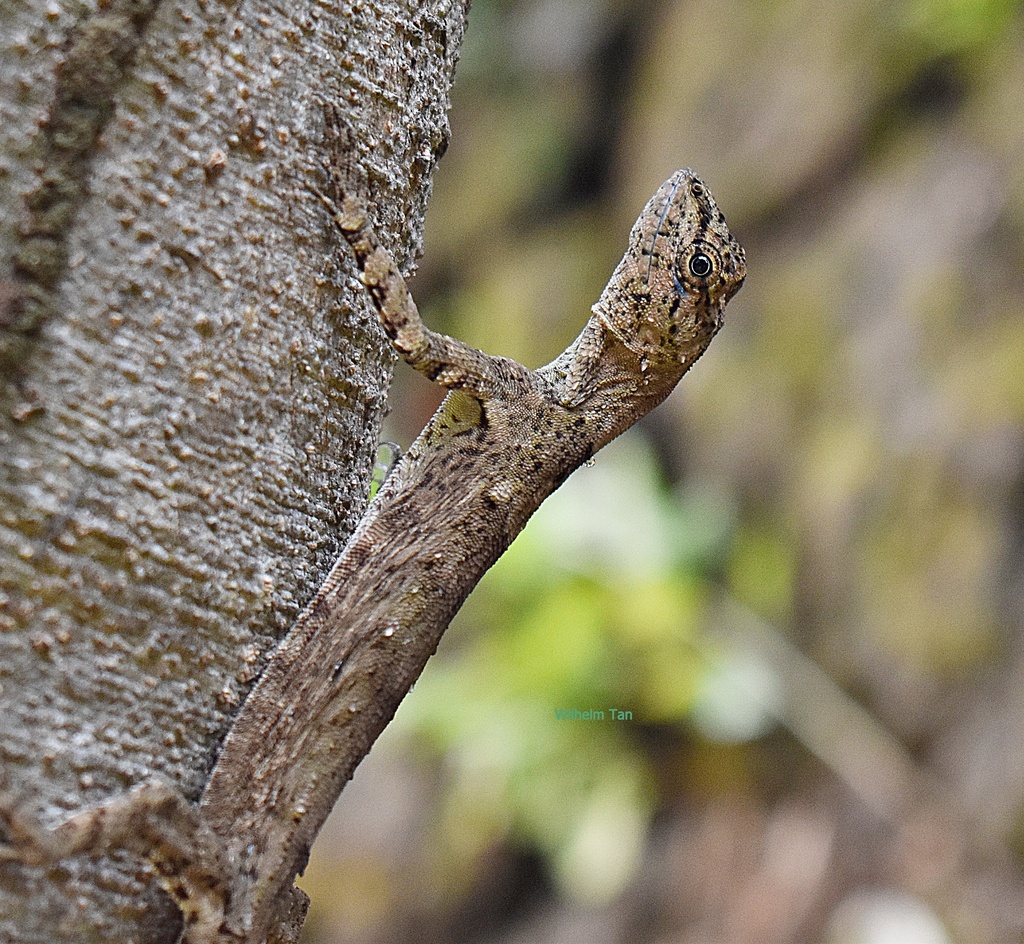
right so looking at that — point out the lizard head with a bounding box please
[592,169,746,368]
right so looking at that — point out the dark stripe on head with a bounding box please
[647,174,683,284]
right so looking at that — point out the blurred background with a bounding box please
[299,1,1024,941]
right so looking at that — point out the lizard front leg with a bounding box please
[309,104,530,402]
[0,779,237,944]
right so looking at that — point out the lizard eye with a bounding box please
[688,252,713,278]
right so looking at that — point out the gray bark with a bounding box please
[0,0,467,940]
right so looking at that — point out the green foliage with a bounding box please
[903,0,1020,58]
[727,523,795,622]
[367,442,402,502]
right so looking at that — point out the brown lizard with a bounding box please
[0,105,745,943]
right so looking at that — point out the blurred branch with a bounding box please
[710,596,918,819]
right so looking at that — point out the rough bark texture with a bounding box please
[0,0,468,940]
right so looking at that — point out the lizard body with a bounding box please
[0,107,745,943]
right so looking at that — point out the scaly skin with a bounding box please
[0,106,745,944]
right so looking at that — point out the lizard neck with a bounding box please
[542,315,689,451]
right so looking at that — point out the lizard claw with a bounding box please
[318,101,368,199]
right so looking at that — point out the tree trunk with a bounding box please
[0,1,468,940]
